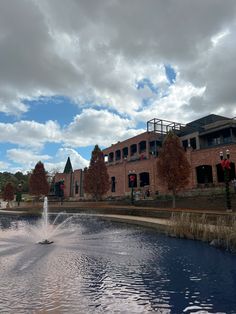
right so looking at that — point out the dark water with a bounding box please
[0,214,236,313]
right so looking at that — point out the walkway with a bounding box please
[90,213,171,232]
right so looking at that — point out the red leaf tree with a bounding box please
[157,132,191,208]
[3,182,15,207]
[29,161,49,199]
[83,145,110,200]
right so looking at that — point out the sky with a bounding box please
[1,0,236,174]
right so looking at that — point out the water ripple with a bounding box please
[0,215,236,313]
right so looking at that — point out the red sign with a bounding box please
[130,175,136,182]
[221,159,230,170]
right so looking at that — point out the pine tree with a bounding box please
[3,182,14,207]
[29,161,49,198]
[83,145,110,200]
[157,132,191,208]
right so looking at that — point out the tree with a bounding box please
[3,182,14,207]
[156,132,191,208]
[83,145,110,200]
[29,161,49,199]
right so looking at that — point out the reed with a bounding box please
[168,212,236,253]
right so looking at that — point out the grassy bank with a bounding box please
[168,212,236,253]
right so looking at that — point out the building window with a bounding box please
[196,165,213,184]
[75,181,79,194]
[130,144,137,156]
[149,141,161,156]
[122,147,128,159]
[111,176,116,192]
[182,139,188,150]
[115,150,121,161]
[139,172,150,187]
[216,163,224,183]
[139,141,146,153]
[190,137,196,149]
[108,152,114,162]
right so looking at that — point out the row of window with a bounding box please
[105,141,162,162]
[196,163,235,184]
[111,172,150,192]
[110,162,236,192]
[182,137,197,150]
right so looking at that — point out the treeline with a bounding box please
[0,171,30,193]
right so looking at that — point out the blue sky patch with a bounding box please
[164,64,176,84]
[23,96,80,125]
[136,78,159,94]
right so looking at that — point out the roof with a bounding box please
[63,157,73,173]
[177,114,232,136]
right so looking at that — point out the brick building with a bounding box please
[54,157,84,199]
[55,114,236,199]
[102,114,236,198]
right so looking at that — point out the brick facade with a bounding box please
[54,169,83,199]
[55,115,236,199]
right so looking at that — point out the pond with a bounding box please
[0,214,236,313]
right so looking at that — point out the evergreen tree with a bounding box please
[3,182,14,207]
[83,145,110,200]
[157,132,191,208]
[29,161,49,198]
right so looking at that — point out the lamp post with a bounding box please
[129,171,136,205]
[16,183,22,207]
[220,149,231,211]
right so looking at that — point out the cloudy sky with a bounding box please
[1,0,236,173]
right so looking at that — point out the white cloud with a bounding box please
[63,109,144,147]
[6,148,51,173]
[51,147,89,171]
[0,120,61,148]
[1,0,236,172]
[0,0,236,119]
[6,147,89,173]
[0,160,10,171]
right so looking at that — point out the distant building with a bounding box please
[55,114,236,199]
[54,157,84,199]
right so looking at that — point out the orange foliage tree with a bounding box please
[83,145,110,200]
[29,161,49,199]
[157,132,191,208]
[3,182,15,207]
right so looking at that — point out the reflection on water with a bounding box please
[0,214,236,313]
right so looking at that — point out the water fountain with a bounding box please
[0,200,236,313]
[38,197,54,244]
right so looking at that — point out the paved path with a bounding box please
[89,213,171,231]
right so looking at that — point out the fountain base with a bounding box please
[38,239,54,245]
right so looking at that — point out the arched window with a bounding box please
[122,147,128,159]
[130,144,137,156]
[115,150,121,161]
[196,165,213,184]
[139,172,150,187]
[139,141,146,153]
